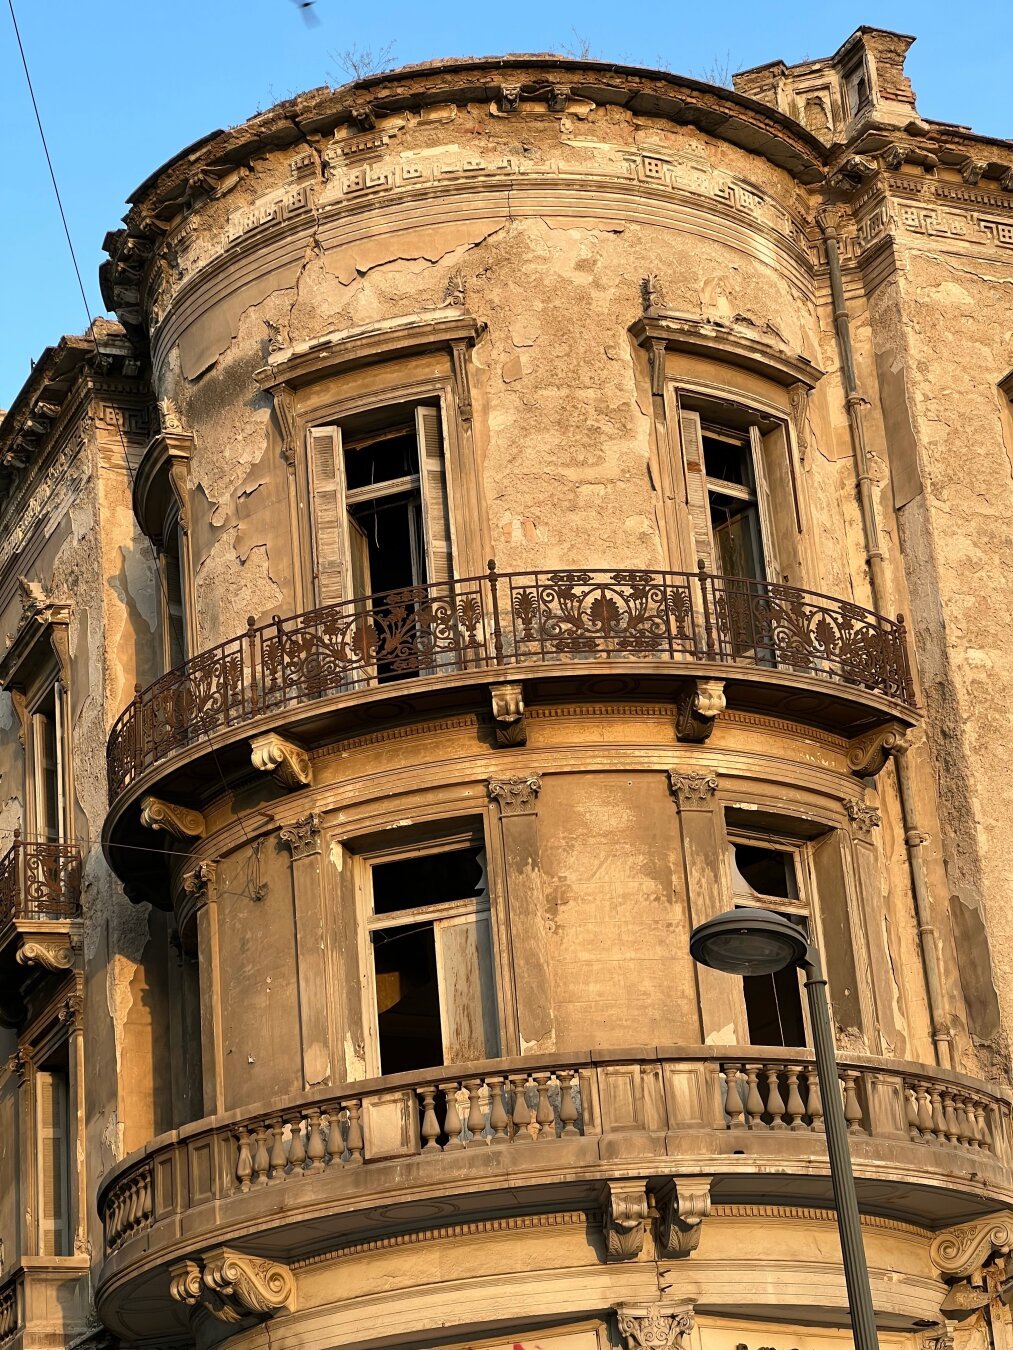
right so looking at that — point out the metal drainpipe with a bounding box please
[818,208,954,1070]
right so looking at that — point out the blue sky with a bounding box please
[1,0,1007,407]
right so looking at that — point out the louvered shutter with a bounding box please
[434,909,500,1063]
[677,408,715,570]
[36,1069,69,1257]
[750,425,781,584]
[415,406,453,585]
[308,425,348,606]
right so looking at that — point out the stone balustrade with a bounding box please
[0,1278,15,1345]
[97,1049,1012,1265]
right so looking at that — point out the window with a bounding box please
[35,1042,71,1257]
[844,59,872,116]
[309,400,453,609]
[728,833,809,1047]
[159,508,189,671]
[365,840,499,1074]
[677,397,802,585]
[28,682,68,844]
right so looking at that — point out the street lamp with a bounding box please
[689,908,880,1350]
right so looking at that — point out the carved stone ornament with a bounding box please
[169,1248,294,1324]
[656,1177,712,1259]
[641,273,667,313]
[667,771,718,808]
[280,812,322,859]
[488,775,541,815]
[15,935,76,972]
[443,270,466,306]
[249,732,313,789]
[604,1180,650,1261]
[57,991,85,1030]
[156,398,184,434]
[499,84,521,112]
[614,1302,696,1349]
[675,678,726,743]
[845,798,881,834]
[931,1213,1013,1280]
[847,723,911,778]
[139,796,206,839]
[8,1046,31,1086]
[183,861,218,910]
[490,682,526,747]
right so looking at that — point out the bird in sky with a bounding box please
[289,0,321,26]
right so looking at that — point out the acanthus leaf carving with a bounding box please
[183,861,218,911]
[667,770,718,807]
[930,1213,1013,1279]
[139,796,206,839]
[169,1248,294,1324]
[847,722,910,777]
[489,682,526,747]
[16,936,76,973]
[615,1302,696,1349]
[280,812,322,859]
[675,678,725,743]
[604,1180,650,1261]
[488,775,541,815]
[844,798,881,834]
[250,732,313,789]
[656,1176,712,1258]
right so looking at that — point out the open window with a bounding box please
[364,838,499,1074]
[677,395,802,586]
[158,506,189,672]
[29,683,67,844]
[308,400,453,609]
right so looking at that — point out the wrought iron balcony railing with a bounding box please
[0,831,82,929]
[107,565,915,800]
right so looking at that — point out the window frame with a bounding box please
[354,825,503,1078]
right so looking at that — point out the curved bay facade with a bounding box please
[2,25,1013,1350]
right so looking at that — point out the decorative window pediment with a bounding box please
[0,579,72,695]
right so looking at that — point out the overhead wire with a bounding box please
[5,0,260,882]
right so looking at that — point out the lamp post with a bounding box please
[689,908,880,1350]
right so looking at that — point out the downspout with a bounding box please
[818,206,954,1070]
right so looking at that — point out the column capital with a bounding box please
[280,812,322,859]
[488,774,541,815]
[667,770,718,809]
[614,1301,696,1349]
[183,861,218,910]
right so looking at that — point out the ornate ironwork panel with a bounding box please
[0,831,82,927]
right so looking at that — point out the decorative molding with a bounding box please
[0,583,72,692]
[57,991,85,1030]
[930,1213,1013,1279]
[250,732,313,789]
[169,1248,294,1324]
[487,775,541,815]
[631,312,824,391]
[15,935,76,973]
[656,1177,712,1259]
[614,1302,696,1349]
[183,861,218,911]
[139,796,206,839]
[667,771,719,808]
[709,1202,928,1236]
[675,678,725,743]
[604,1180,650,1261]
[443,270,466,306]
[847,722,911,777]
[844,798,881,834]
[641,274,667,313]
[489,682,526,747]
[280,812,322,859]
[7,1046,31,1086]
[450,338,474,422]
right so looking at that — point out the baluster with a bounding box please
[534,1073,556,1141]
[305,1107,326,1172]
[287,1112,306,1171]
[139,1170,153,1225]
[441,1082,464,1149]
[903,1085,920,1140]
[784,1066,806,1131]
[343,1100,364,1164]
[722,1065,746,1129]
[419,1087,442,1152]
[268,1117,287,1180]
[125,1179,139,1232]
[236,1127,254,1191]
[487,1077,510,1145]
[324,1108,344,1166]
[942,1091,959,1143]
[975,1101,992,1152]
[765,1068,787,1129]
[929,1087,946,1140]
[246,616,260,715]
[510,1074,535,1143]
[805,1068,824,1132]
[558,1070,580,1136]
[964,1097,982,1149]
[252,1124,270,1185]
[464,1079,486,1145]
[915,1082,933,1137]
[954,1094,973,1147]
[743,1064,766,1129]
[841,1071,865,1135]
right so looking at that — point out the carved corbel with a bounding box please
[450,339,473,422]
[139,796,206,839]
[604,1180,650,1261]
[489,682,526,747]
[844,798,881,835]
[350,102,376,130]
[280,812,322,860]
[1001,169,1013,194]
[487,775,541,816]
[546,84,569,112]
[15,935,77,973]
[499,84,521,113]
[271,382,298,465]
[667,771,718,808]
[882,143,909,171]
[169,1248,294,1324]
[930,1214,1013,1314]
[847,722,910,777]
[655,1177,712,1259]
[961,159,987,185]
[675,678,725,743]
[828,154,878,191]
[250,732,313,788]
[614,1302,696,1349]
[7,1046,32,1086]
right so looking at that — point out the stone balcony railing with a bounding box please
[0,832,81,930]
[97,1047,1010,1271]
[106,565,915,803]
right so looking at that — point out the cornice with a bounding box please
[631,313,824,390]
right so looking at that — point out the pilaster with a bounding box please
[280,814,333,1088]
[184,863,224,1115]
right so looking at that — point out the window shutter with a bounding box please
[762,423,805,585]
[750,425,781,584]
[677,408,714,569]
[308,425,348,606]
[434,909,500,1063]
[415,406,453,585]
[36,1069,69,1257]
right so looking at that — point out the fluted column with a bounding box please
[281,813,333,1088]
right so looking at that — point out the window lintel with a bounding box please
[0,583,71,696]
[133,429,193,543]
[631,313,824,391]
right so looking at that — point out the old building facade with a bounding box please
[1,23,1012,1350]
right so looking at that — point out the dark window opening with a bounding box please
[372,847,485,916]
[741,911,809,1048]
[372,922,444,1075]
[344,429,418,491]
[703,430,765,584]
[161,523,187,671]
[347,495,425,599]
[33,689,61,843]
[731,843,799,901]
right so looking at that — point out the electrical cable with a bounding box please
[6,0,261,884]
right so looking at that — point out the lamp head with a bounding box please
[689,907,811,977]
